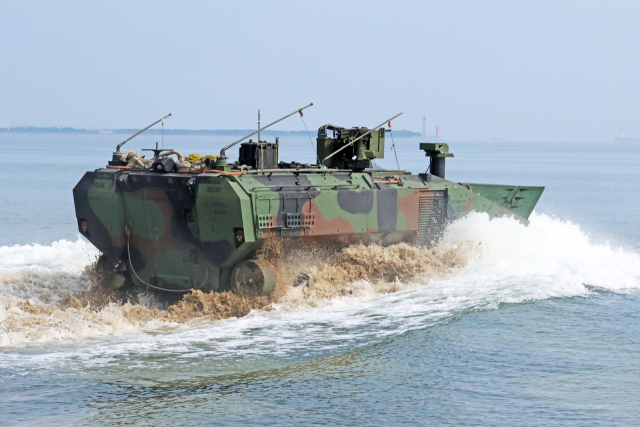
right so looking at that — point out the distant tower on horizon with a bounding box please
[422,116,427,137]
[620,127,624,138]
[436,126,439,138]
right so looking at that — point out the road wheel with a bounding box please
[231,260,276,297]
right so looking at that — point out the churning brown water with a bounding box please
[0,240,477,347]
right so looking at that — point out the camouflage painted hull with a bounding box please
[73,168,543,294]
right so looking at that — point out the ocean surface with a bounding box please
[1,132,639,425]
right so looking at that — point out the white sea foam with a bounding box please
[0,237,98,273]
[0,238,99,303]
[0,213,638,352]
[442,211,640,295]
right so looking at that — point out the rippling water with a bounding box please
[1,133,639,425]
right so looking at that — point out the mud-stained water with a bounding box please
[0,238,477,348]
[4,210,640,350]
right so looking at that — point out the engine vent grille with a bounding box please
[418,192,445,247]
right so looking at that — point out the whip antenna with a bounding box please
[388,120,400,170]
[299,108,320,166]
[220,103,313,158]
[116,113,172,153]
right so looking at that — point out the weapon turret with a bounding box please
[317,125,386,170]
[318,113,402,171]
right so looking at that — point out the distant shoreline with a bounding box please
[0,126,421,138]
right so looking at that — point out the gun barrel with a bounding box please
[220,103,313,157]
[321,112,402,166]
[116,113,172,153]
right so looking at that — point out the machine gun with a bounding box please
[318,113,402,171]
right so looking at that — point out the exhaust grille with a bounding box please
[418,192,445,247]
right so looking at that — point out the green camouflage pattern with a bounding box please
[73,131,544,294]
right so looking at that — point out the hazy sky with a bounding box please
[1,0,639,142]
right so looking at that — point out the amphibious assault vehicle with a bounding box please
[73,105,544,295]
